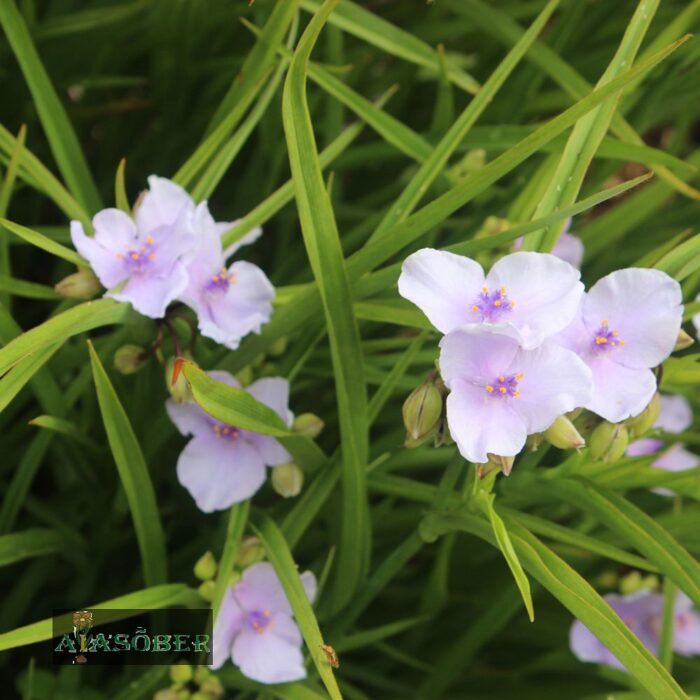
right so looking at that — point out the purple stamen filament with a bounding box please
[593,319,624,352]
[204,268,236,294]
[485,372,523,398]
[471,286,515,322]
[116,236,156,272]
[212,422,241,440]
[248,609,273,635]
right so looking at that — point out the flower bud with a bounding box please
[54,269,101,300]
[626,392,660,438]
[402,382,443,442]
[544,416,586,450]
[487,453,515,476]
[166,355,193,403]
[271,463,303,498]
[197,580,215,603]
[193,667,211,685]
[268,336,288,357]
[589,422,629,462]
[293,413,324,438]
[113,344,148,374]
[227,570,242,587]
[193,551,217,581]
[199,676,224,699]
[619,571,657,595]
[170,663,193,684]
[526,433,544,451]
[674,328,694,352]
[153,691,179,700]
[235,537,264,568]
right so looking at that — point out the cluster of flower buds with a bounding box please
[398,230,685,472]
[154,663,224,700]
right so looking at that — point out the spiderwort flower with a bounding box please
[212,562,317,684]
[71,177,196,318]
[439,327,592,464]
[554,268,683,423]
[398,249,583,349]
[514,218,584,269]
[166,371,292,512]
[179,204,273,349]
[570,590,700,670]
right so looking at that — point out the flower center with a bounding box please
[592,319,624,353]
[211,422,241,440]
[485,373,523,398]
[247,609,273,635]
[471,286,515,322]
[116,236,156,273]
[204,268,235,295]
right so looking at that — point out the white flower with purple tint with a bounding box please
[179,204,273,350]
[554,268,683,423]
[627,394,697,493]
[439,327,592,463]
[570,590,700,670]
[514,218,584,269]
[71,176,197,318]
[166,371,292,512]
[212,562,316,684]
[398,249,583,349]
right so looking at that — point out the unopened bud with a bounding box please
[193,551,217,581]
[170,663,193,684]
[199,676,224,699]
[268,337,288,357]
[626,393,660,439]
[153,691,179,700]
[433,416,454,448]
[166,355,193,403]
[402,382,443,442]
[293,413,324,438]
[113,344,147,374]
[619,571,657,596]
[271,463,303,498]
[235,537,264,568]
[227,570,242,587]
[526,433,544,451]
[590,422,629,462]
[197,580,215,603]
[473,215,510,240]
[193,667,211,685]
[544,416,586,450]
[674,328,694,352]
[595,570,618,589]
[488,453,515,476]
[54,269,101,300]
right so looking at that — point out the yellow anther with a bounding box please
[148,253,156,261]
[146,236,155,245]
[131,252,140,260]
[485,385,494,393]
[116,252,123,259]
[482,286,488,293]
[618,340,625,346]
[499,375,505,382]
[514,390,521,397]
[211,275,219,282]
[601,319,609,326]
[515,373,524,380]
[472,305,479,312]
[494,300,502,307]
[499,387,507,394]
[140,245,146,252]
[509,301,516,308]
[595,336,608,345]
[612,330,619,336]
[500,287,506,294]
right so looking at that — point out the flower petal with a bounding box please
[445,378,528,463]
[165,398,211,438]
[626,438,664,457]
[231,620,306,684]
[398,248,485,334]
[135,176,194,232]
[234,562,293,615]
[656,394,693,433]
[570,619,621,669]
[211,587,245,670]
[653,443,699,473]
[92,208,138,250]
[248,435,291,467]
[108,263,188,318]
[509,344,592,434]
[247,378,293,426]
[486,252,584,349]
[176,437,266,512]
[439,328,520,389]
[583,268,682,369]
[552,230,584,269]
[70,221,126,289]
[585,356,657,423]
[224,225,263,258]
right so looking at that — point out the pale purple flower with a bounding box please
[554,269,683,423]
[439,327,592,463]
[514,218,584,269]
[71,177,196,318]
[212,562,317,683]
[166,371,292,512]
[398,249,583,349]
[179,203,273,350]
[570,590,700,670]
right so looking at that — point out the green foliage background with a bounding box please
[1,0,700,698]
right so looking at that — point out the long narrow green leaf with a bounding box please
[0,344,60,412]
[0,274,59,300]
[254,514,343,700]
[282,0,369,610]
[0,528,67,568]
[212,502,249,624]
[88,341,167,587]
[0,299,133,375]
[0,0,101,212]
[0,217,86,267]
[0,584,200,652]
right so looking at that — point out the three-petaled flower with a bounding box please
[212,562,316,684]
